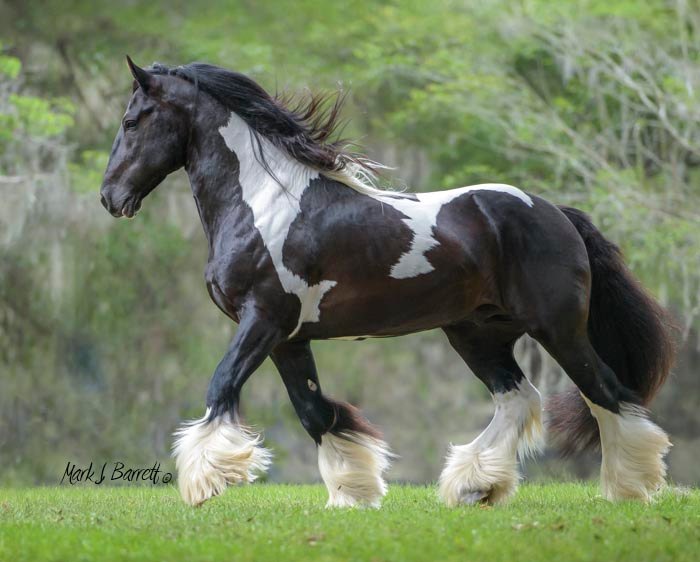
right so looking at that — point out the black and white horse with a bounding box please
[100,57,675,508]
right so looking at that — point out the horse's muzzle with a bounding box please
[100,192,123,218]
[100,188,141,218]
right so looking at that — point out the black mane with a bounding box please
[148,62,373,179]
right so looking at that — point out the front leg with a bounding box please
[271,340,393,508]
[173,307,282,506]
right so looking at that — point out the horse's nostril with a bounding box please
[100,194,109,211]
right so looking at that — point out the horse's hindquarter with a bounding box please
[289,183,527,339]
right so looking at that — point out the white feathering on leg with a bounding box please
[585,399,671,501]
[439,440,520,506]
[317,431,393,508]
[439,378,543,507]
[517,383,545,460]
[172,409,272,506]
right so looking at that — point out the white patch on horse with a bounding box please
[438,378,543,506]
[368,185,534,280]
[219,112,336,338]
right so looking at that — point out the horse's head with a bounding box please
[100,57,191,218]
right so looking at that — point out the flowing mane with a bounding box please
[147,62,388,195]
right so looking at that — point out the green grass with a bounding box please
[1,483,698,562]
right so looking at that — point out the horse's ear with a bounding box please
[126,55,153,94]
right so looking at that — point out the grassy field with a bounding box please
[1,483,698,562]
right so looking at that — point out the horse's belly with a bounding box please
[296,268,486,339]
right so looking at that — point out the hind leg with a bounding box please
[271,340,392,508]
[439,324,544,506]
[537,327,670,501]
[525,275,671,501]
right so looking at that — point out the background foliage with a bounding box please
[1,0,698,485]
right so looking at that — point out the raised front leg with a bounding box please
[173,308,283,506]
[271,340,393,508]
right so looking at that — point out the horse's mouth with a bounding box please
[120,197,142,219]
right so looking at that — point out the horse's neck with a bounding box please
[218,112,317,214]
[188,110,322,255]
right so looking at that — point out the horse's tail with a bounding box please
[546,206,676,455]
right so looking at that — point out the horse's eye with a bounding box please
[124,119,137,130]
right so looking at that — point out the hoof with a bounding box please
[459,489,491,505]
[439,444,519,507]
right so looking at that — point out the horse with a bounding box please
[100,56,675,508]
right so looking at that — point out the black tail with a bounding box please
[547,206,676,455]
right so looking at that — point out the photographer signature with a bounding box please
[61,461,173,485]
